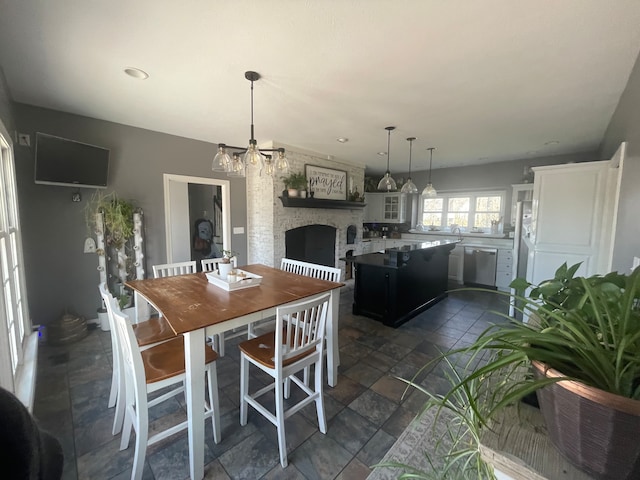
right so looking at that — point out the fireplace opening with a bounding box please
[285,224,337,267]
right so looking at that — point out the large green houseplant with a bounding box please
[377,263,640,479]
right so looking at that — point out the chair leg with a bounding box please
[108,366,118,408]
[239,354,249,426]
[314,361,327,434]
[217,332,225,357]
[111,371,125,435]
[275,376,288,468]
[131,407,148,480]
[207,363,221,444]
[120,405,133,451]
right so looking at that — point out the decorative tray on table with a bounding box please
[205,269,263,291]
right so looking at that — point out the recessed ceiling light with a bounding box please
[544,140,560,146]
[377,152,386,156]
[336,137,349,143]
[124,67,149,80]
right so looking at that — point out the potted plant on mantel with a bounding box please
[281,172,308,198]
[419,263,640,479]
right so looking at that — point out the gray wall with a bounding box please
[13,103,248,324]
[599,50,640,273]
[0,67,14,135]
[386,150,599,225]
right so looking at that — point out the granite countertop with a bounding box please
[348,240,460,267]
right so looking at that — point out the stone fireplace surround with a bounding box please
[246,142,366,279]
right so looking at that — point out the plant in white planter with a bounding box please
[281,172,308,198]
[218,249,238,277]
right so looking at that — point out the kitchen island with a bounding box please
[349,240,459,327]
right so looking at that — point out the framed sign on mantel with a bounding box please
[306,165,347,200]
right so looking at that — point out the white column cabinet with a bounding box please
[528,145,623,284]
[448,245,464,284]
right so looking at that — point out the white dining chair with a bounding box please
[201,257,237,273]
[99,283,177,436]
[107,293,221,480]
[239,292,330,468]
[280,259,341,385]
[280,257,309,276]
[152,260,197,278]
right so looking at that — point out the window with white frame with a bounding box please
[0,122,31,395]
[419,190,505,232]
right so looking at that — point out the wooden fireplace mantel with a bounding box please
[278,196,366,209]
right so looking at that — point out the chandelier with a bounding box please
[212,71,289,177]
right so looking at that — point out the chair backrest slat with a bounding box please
[280,258,341,283]
[276,293,330,366]
[201,257,237,272]
[152,261,197,278]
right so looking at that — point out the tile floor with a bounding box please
[33,283,509,480]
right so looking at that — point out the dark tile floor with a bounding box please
[33,283,509,480]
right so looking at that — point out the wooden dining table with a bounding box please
[125,263,343,480]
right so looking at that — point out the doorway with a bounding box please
[163,174,231,263]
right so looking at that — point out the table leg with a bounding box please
[133,291,150,324]
[327,288,340,387]
[184,329,205,480]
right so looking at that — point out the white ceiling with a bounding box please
[1,1,640,174]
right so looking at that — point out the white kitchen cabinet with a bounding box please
[363,193,407,223]
[448,245,464,284]
[495,248,513,291]
[528,144,624,285]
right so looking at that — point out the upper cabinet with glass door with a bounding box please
[363,192,407,223]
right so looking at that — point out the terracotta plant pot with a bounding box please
[532,361,640,480]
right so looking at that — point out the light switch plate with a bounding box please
[233,227,245,234]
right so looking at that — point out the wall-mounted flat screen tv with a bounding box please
[34,132,110,188]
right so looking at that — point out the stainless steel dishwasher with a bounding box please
[463,247,498,287]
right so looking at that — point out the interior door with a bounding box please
[163,174,231,263]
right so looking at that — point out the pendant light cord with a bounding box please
[428,148,434,184]
[249,78,255,143]
[386,129,391,172]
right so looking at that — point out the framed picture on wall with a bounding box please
[305,165,347,200]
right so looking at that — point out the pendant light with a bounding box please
[400,137,418,194]
[422,147,437,197]
[377,126,398,191]
[212,70,288,177]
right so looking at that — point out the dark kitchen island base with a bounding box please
[350,240,458,328]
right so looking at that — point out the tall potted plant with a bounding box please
[427,263,640,479]
[453,264,640,480]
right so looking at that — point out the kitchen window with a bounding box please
[420,190,505,232]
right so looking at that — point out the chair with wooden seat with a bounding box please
[201,257,248,356]
[99,283,176,436]
[106,292,221,480]
[152,260,197,278]
[239,292,330,468]
[280,259,341,385]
